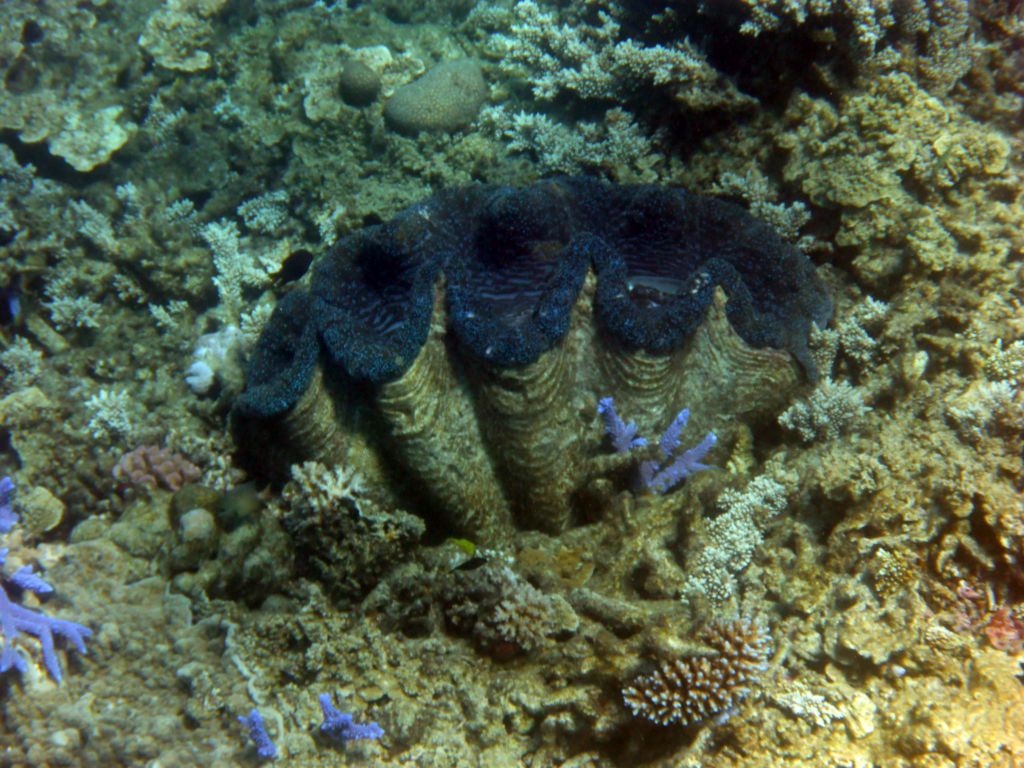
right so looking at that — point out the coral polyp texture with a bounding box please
[234,177,831,537]
[623,617,772,727]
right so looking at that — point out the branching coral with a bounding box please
[778,377,870,442]
[623,617,772,726]
[0,477,91,683]
[497,0,753,110]
[682,476,788,604]
[597,397,717,495]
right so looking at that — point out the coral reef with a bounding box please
[318,693,385,744]
[598,397,718,494]
[275,461,424,603]
[0,0,1022,765]
[238,708,277,760]
[0,477,91,682]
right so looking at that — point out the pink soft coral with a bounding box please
[112,445,200,491]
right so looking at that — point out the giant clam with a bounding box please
[233,177,832,539]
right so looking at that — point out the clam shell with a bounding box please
[376,291,514,540]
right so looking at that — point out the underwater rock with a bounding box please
[339,59,381,107]
[383,59,487,134]
[234,178,832,538]
[15,485,65,535]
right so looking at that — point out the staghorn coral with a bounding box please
[0,477,91,683]
[84,389,135,442]
[623,617,772,726]
[318,693,384,743]
[682,475,788,604]
[480,105,660,180]
[200,220,282,321]
[237,708,277,760]
[237,191,290,236]
[597,397,717,495]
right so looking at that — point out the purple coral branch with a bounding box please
[0,476,91,683]
[639,432,718,495]
[0,584,91,682]
[239,709,278,760]
[9,564,54,595]
[597,397,647,453]
[598,401,717,495]
[658,408,690,458]
[319,693,384,743]
[0,476,16,533]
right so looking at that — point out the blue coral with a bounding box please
[598,401,717,495]
[318,693,384,743]
[0,477,92,683]
[597,397,647,453]
[238,708,278,760]
[0,476,15,533]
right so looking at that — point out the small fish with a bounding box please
[271,249,314,286]
[446,537,488,571]
[448,538,477,558]
[0,284,20,326]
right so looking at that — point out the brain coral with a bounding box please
[234,177,831,539]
